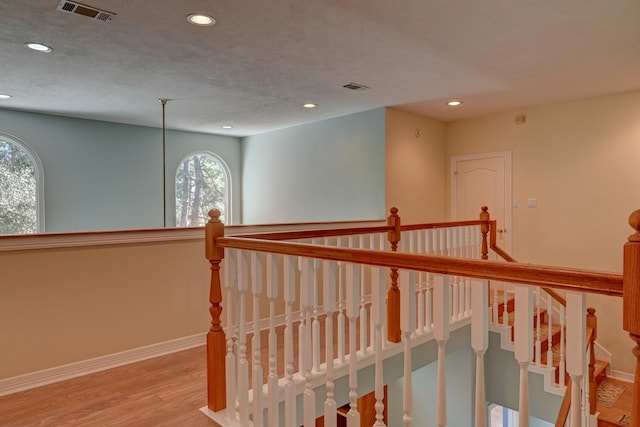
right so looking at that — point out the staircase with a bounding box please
[491,287,634,426]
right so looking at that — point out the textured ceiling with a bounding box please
[1,0,639,137]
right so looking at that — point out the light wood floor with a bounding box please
[0,346,221,427]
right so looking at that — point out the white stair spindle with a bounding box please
[514,286,533,427]
[372,266,387,427]
[439,228,446,256]
[237,251,250,425]
[417,231,425,333]
[346,263,361,427]
[224,249,237,417]
[566,292,586,427]
[312,240,321,372]
[300,257,315,427]
[535,288,542,366]
[359,235,368,355]
[560,305,566,387]
[400,269,416,426]
[546,294,554,369]
[472,279,489,427]
[283,256,297,427]
[251,252,264,427]
[323,260,338,427]
[493,285,499,325]
[266,253,279,427]
[336,237,346,364]
[433,275,450,427]
[503,284,510,329]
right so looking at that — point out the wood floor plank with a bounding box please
[0,346,220,427]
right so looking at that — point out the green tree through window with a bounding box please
[0,137,39,234]
[175,152,229,226]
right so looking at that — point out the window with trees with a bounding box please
[175,152,230,227]
[0,134,43,235]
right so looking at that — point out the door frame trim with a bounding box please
[450,151,512,252]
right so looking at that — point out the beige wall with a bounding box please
[445,90,640,374]
[0,238,210,378]
[386,108,447,223]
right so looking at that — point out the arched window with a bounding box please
[175,152,230,226]
[0,133,44,234]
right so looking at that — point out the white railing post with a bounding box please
[312,239,321,372]
[401,269,416,427]
[301,257,316,427]
[323,260,338,427]
[236,251,250,425]
[433,275,450,427]
[283,256,297,427]
[266,253,279,427]
[224,249,238,419]
[514,286,533,427]
[566,292,586,427]
[251,252,264,427]
[372,266,387,427]
[346,263,361,427]
[472,279,489,427]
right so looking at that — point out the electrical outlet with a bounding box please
[527,198,537,208]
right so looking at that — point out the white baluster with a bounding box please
[472,279,489,427]
[312,239,321,372]
[401,269,416,426]
[503,284,510,329]
[535,288,542,366]
[560,305,566,387]
[300,257,315,427]
[464,228,471,317]
[266,253,279,427]
[237,251,250,425]
[283,256,297,427]
[417,231,425,334]
[546,294,554,370]
[425,229,433,332]
[323,260,337,427]
[566,292,586,427]
[224,249,237,418]
[514,286,533,427]
[433,275,450,427]
[359,235,368,355]
[439,228,446,256]
[346,263,361,427]
[493,284,499,325]
[251,252,264,427]
[450,229,459,321]
[372,266,387,427]
[298,255,308,378]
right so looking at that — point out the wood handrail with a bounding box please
[228,225,395,241]
[216,236,623,296]
[485,215,568,307]
[399,219,486,231]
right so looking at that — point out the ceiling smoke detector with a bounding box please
[57,0,116,23]
[342,82,370,91]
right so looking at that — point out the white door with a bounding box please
[451,152,512,251]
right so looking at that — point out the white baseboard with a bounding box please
[609,369,635,382]
[0,332,206,397]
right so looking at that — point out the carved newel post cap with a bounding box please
[628,209,640,242]
[481,206,488,213]
[390,207,398,216]
[587,307,596,316]
[208,209,221,223]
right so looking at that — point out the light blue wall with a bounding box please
[241,108,386,224]
[0,109,241,232]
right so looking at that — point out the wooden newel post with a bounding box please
[480,206,490,260]
[586,307,597,415]
[387,207,401,343]
[206,209,226,412]
[623,209,640,427]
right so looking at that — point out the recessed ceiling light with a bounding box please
[303,103,318,109]
[25,42,53,53]
[221,125,233,129]
[447,100,462,106]
[187,13,216,26]
[0,94,12,100]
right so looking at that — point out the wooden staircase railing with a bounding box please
[204,206,639,427]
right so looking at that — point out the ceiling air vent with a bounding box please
[342,82,370,91]
[56,0,116,23]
